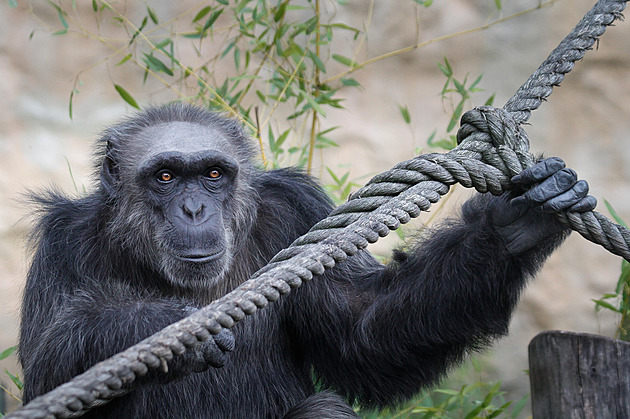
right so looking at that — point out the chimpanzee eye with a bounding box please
[156,170,174,183]
[206,167,223,180]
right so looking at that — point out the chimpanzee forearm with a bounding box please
[20,286,206,402]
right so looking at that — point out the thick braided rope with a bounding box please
[504,0,628,124]
[7,0,628,417]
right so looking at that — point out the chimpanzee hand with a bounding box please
[180,306,235,372]
[487,157,597,255]
[157,307,235,381]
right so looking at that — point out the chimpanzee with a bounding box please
[19,103,596,418]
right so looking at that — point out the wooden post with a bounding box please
[529,330,630,418]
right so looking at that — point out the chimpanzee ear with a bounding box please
[100,140,119,197]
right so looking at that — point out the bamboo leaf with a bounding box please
[302,93,326,116]
[147,6,159,24]
[47,0,69,35]
[341,77,361,88]
[114,84,140,109]
[332,54,355,68]
[116,54,132,66]
[593,298,621,313]
[447,100,464,132]
[193,6,212,23]
[438,57,452,77]
[0,346,16,361]
[202,10,224,34]
[399,104,411,124]
[68,90,74,120]
[143,54,174,76]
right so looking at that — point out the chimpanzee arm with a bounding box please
[21,283,184,400]
[286,159,594,408]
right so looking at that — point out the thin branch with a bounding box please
[322,0,557,85]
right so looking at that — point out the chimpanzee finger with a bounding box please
[569,195,597,213]
[213,329,235,352]
[200,333,233,368]
[511,168,578,207]
[511,157,565,186]
[204,345,229,368]
[536,180,589,213]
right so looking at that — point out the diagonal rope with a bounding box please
[7,0,629,417]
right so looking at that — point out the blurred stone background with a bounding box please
[0,0,629,414]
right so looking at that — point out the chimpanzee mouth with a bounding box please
[173,248,226,263]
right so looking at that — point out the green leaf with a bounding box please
[438,57,452,77]
[510,395,529,418]
[302,93,326,117]
[275,129,290,149]
[341,77,361,88]
[147,6,158,24]
[308,50,326,73]
[68,89,74,120]
[469,73,484,90]
[114,84,140,109]
[116,54,132,66]
[193,6,212,23]
[485,93,496,106]
[332,54,355,68]
[143,54,174,76]
[447,100,464,132]
[129,16,148,45]
[216,0,229,4]
[234,47,241,69]
[0,346,16,361]
[616,260,630,294]
[255,90,267,104]
[434,389,460,395]
[399,104,411,124]
[47,0,69,35]
[315,136,339,148]
[324,22,360,35]
[593,298,621,313]
[274,1,287,22]
[202,10,224,34]
[5,369,23,391]
[452,78,467,97]
[92,0,98,12]
[326,167,341,184]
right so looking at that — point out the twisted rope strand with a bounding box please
[504,0,627,123]
[7,0,629,417]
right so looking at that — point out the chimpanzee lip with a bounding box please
[174,248,226,263]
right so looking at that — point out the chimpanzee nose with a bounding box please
[182,197,205,222]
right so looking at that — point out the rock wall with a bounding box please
[1,0,629,413]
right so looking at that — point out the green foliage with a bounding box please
[593,200,630,341]
[0,346,23,410]
[359,371,528,418]
[428,58,494,151]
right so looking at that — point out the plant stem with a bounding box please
[307,0,321,175]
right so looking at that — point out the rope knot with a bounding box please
[454,106,533,177]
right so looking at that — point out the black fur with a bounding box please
[19,104,567,418]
